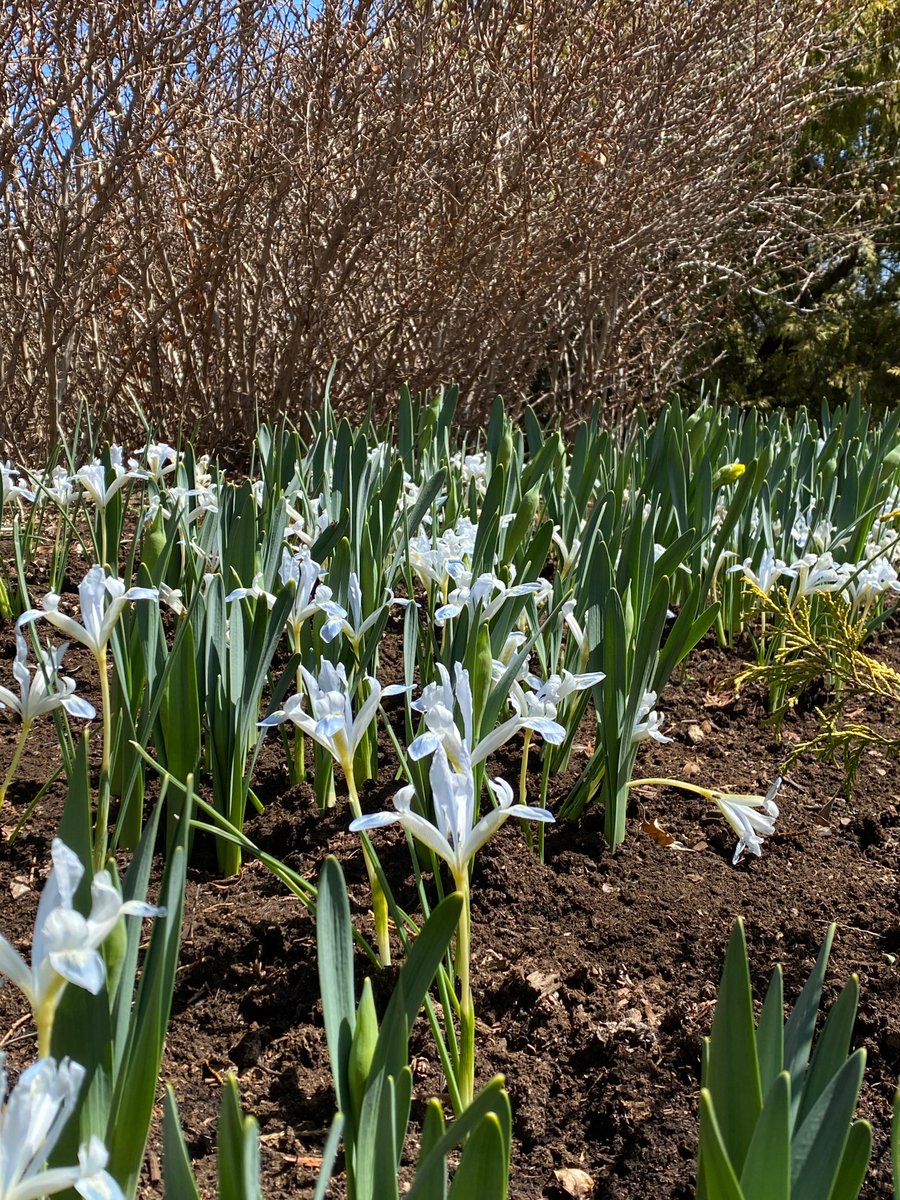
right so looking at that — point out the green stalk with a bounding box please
[537,749,552,864]
[291,727,305,785]
[218,753,245,877]
[629,776,713,800]
[347,771,392,967]
[0,574,10,621]
[454,873,476,1110]
[0,718,31,809]
[35,976,66,1058]
[518,730,532,808]
[291,639,305,783]
[518,729,536,853]
[94,648,113,871]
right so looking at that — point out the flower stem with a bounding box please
[291,651,305,783]
[455,874,475,1110]
[0,719,32,811]
[36,979,64,1058]
[629,776,713,800]
[347,771,392,967]
[518,730,532,808]
[94,648,113,871]
[537,749,552,865]
[292,729,305,786]
[518,730,536,853]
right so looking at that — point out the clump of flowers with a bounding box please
[0,1052,125,1199]
[0,838,163,1055]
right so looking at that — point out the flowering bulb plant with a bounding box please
[19,565,158,867]
[352,742,553,1108]
[630,776,782,864]
[262,661,410,964]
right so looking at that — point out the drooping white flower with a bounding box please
[18,566,158,660]
[0,1054,126,1200]
[0,633,95,725]
[0,840,163,1045]
[351,742,553,887]
[712,778,781,864]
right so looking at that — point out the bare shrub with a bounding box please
[0,0,855,452]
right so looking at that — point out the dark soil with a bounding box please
[1,616,899,1199]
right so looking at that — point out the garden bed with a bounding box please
[2,622,898,1199]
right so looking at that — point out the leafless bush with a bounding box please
[0,0,854,453]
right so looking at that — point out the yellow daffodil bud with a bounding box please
[712,461,746,488]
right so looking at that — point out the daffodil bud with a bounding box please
[504,485,540,562]
[471,623,493,735]
[821,455,839,480]
[623,589,636,647]
[421,393,441,441]
[141,511,167,573]
[496,425,515,474]
[552,431,566,487]
[348,978,378,1127]
[712,461,745,488]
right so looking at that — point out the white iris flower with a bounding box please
[0,1053,125,1200]
[0,840,163,1055]
[351,741,553,887]
[712,778,782,864]
[18,566,158,659]
[728,549,795,595]
[0,633,95,725]
[260,660,409,782]
[409,663,566,770]
[73,456,140,512]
